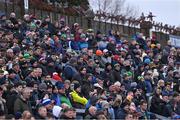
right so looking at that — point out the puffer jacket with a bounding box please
[70,90,88,107]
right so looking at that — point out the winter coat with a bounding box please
[150,94,164,115]
[6,90,20,114]
[0,76,6,85]
[136,37,147,50]
[107,43,116,54]
[0,97,7,114]
[70,90,88,107]
[35,113,46,119]
[161,101,171,117]
[113,106,121,119]
[81,79,93,99]
[14,96,31,114]
[145,79,153,93]
[85,114,96,119]
[101,70,114,87]
[112,69,121,82]
[137,108,156,120]
[63,64,78,80]
[116,108,127,119]
[25,76,41,85]
[60,94,72,107]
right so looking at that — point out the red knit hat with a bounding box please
[113,55,120,61]
[96,50,103,56]
[52,72,62,81]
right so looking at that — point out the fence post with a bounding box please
[33,7,35,16]
[110,20,112,29]
[98,18,100,30]
[67,15,70,25]
[40,10,42,19]
[105,21,107,33]
[4,0,7,15]
[12,0,15,12]
[80,16,83,27]
[74,16,76,23]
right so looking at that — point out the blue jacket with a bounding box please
[145,79,152,93]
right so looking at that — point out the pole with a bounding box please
[24,0,29,14]
[12,0,15,12]
[5,0,7,15]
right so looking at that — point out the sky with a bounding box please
[126,0,180,26]
[89,0,180,27]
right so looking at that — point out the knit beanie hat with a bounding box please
[74,83,81,90]
[42,99,51,106]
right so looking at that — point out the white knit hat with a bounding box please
[53,106,62,118]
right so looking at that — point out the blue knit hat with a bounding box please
[55,82,64,89]
[144,58,151,64]
[42,99,51,106]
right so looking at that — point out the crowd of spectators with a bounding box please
[0,12,179,120]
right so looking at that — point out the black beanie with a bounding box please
[74,83,81,90]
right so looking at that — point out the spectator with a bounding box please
[116,100,130,119]
[53,82,72,107]
[138,100,156,119]
[14,87,32,115]
[22,110,34,120]
[150,88,164,115]
[6,82,23,114]
[60,107,76,119]
[35,106,47,119]
[70,83,88,108]
[0,87,7,114]
[85,106,97,119]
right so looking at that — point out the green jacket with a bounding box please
[60,94,72,107]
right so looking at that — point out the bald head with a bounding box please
[89,106,97,116]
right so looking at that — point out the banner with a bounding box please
[169,35,180,48]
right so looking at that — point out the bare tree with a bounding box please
[89,0,139,17]
[124,3,139,18]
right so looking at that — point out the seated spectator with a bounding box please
[53,82,72,107]
[22,110,34,120]
[14,88,32,115]
[60,107,76,119]
[138,100,156,119]
[85,106,97,119]
[35,106,47,119]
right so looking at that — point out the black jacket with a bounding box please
[112,69,121,82]
[150,94,164,115]
[6,90,20,114]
